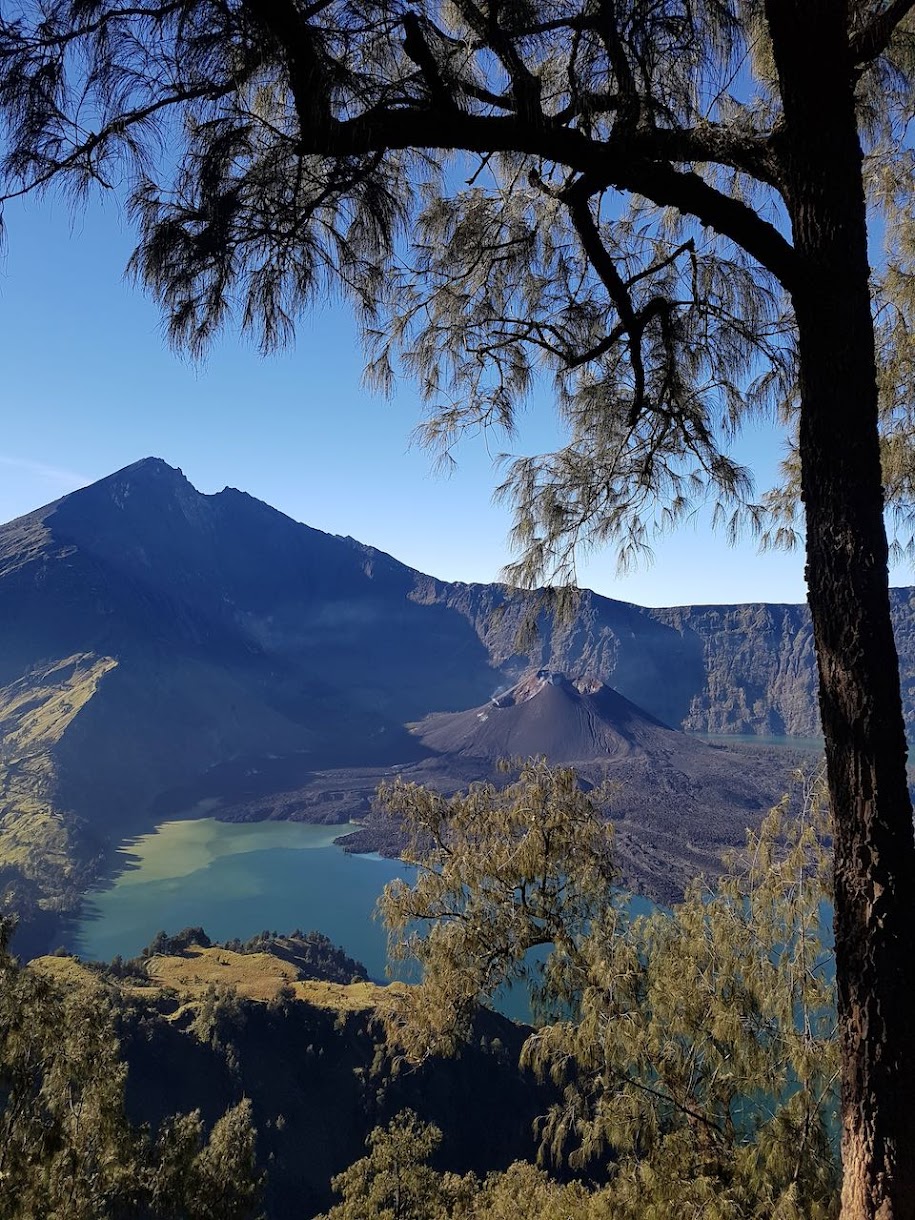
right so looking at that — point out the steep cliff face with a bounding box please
[650,602,820,735]
[429,584,915,737]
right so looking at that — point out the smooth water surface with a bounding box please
[72,817,413,982]
[694,733,824,751]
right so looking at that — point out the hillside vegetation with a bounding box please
[30,929,552,1219]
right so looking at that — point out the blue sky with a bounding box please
[1,191,906,607]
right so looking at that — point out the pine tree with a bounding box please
[374,763,841,1217]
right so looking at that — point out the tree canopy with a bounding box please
[3,0,915,576]
[0,919,263,1219]
[3,0,915,574]
[334,762,842,1217]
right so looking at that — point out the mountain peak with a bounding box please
[49,457,197,526]
[103,456,192,487]
[120,456,182,476]
[492,669,573,707]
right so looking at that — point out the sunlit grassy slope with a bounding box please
[0,655,118,926]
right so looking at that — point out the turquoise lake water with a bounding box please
[71,817,413,983]
[69,810,661,1026]
[70,732,824,993]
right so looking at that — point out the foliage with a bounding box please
[145,1100,263,1220]
[141,926,213,957]
[374,763,840,1217]
[319,1109,454,1220]
[137,927,368,984]
[377,760,616,1058]
[318,1114,603,1220]
[0,917,264,1219]
[2,2,913,1208]
[222,928,369,984]
[0,917,137,1219]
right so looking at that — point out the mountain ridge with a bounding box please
[0,457,906,953]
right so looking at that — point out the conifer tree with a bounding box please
[375,762,841,1217]
[320,1110,451,1220]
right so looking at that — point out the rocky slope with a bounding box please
[333,672,805,902]
[425,582,827,736]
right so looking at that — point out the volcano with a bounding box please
[388,670,800,902]
[414,670,677,762]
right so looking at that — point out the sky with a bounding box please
[1,191,909,608]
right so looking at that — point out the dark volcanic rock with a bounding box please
[415,670,674,761]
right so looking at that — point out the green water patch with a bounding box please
[105,814,347,886]
[71,817,413,982]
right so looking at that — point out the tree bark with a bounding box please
[766,3,915,1216]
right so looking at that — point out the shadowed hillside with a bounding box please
[33,935,552,1219]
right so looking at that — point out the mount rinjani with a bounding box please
[2,455,904,1215]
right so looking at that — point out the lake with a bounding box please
[694,732,825,751]
[71,728,819,1006]
[71,816,413,983]
[70,810,663,1025]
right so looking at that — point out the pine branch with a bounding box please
[310,109,799,288]
[850,0,915,65]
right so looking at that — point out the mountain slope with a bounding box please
[0,459,502,949]
[34,940,551,1220]
[0,456,907,950]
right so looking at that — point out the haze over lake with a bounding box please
[71,817,413,981]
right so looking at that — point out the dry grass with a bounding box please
[149,946,396,1010]
[0,654,118,905]
[33,945,399,1014]
[148,947,303,1001]
[0,654,118,761]
[30,954,102,989]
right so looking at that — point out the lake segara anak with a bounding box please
[69,735,823,982]
[71,816,413,981]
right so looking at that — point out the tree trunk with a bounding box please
[766,3,915,1216]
